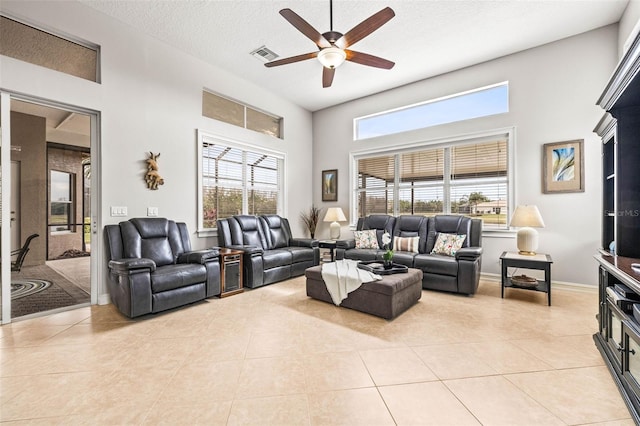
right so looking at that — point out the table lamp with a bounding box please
[324,207,347,239]
[510,205,545,255]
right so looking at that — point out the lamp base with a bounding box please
[516,227,539,255]
[329,221,341,240]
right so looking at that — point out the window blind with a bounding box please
[201,139,282,228]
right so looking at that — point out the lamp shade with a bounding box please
[317,47,346,69]
[509,205,545,228]
[324,207,347,222]
[510,205,545,255]
[324,207,347,239]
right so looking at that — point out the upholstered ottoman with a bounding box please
[305,265,423,319]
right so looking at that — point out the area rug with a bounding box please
[11,279,52,299]
[11,265,90,318]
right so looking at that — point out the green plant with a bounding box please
[300,205,322,238]
[382,232,393,262]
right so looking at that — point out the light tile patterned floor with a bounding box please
[0,277,634,425]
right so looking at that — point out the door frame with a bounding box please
[0,90,101,324]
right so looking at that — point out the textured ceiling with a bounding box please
[80,0,629,111]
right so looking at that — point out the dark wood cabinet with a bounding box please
[594,32,640,423]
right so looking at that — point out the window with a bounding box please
[50,170,75,232]
[355,82,509,140]
[198,131,284,232]
[202,90,283,138]
[354,131,511,229]
[0,15,100,82]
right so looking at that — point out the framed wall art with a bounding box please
[542,139,584,193]
[322,169,338,201]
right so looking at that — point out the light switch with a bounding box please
[110,206,127,217]
[147,207,159,217]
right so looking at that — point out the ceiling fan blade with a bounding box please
[280,8,331,49]
[345,50,395,69]
[322,67,335,88]
[335,7,395,49]
[264,52,318,68]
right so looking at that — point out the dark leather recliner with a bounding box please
[336,214,483,295]
[217,214,319,288]
[333,214,396,261]
[105,218,221,318]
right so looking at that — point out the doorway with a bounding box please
[0,93,98,323]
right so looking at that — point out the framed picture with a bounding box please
[542,139,584,193]
[322,169,338,201]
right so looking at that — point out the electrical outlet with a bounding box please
[110,206,127,217]
[147,207,159,217]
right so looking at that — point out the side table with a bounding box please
[318,240,337,262]
[218,248,244,297]
[500,251,553,306]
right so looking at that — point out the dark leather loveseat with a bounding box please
[336,214,483,295]
[105,218,221,318]
[217,214,319,288]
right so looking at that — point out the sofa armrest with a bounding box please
[455,247,483,261]
[108,258,156,274]
[336,239,356,250]
[227,244,263,255]
[289,238,319,248]
[178,248,219,265]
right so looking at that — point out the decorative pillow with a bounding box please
[392,236,420,253]
[354,230,379,249]
[431,233,466,256]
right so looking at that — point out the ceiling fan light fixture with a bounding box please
[317,46,346,69]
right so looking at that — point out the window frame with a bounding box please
[49,169,75,234]
[354,82,509,140]
[197,130,286,237]
[349,127,515,232]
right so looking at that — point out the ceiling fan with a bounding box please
[265,0,395,88]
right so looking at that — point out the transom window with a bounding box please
[197,131,284,232]
[353,131,512,229]
[354,82,509,140]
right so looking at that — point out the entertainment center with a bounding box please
[594,31,640,423]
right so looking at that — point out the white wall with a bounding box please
[0,1,313,302]
[312,25,619,286]
[619,0,640,56]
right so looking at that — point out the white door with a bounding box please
[10,161,19,251]
[1,91,11,324]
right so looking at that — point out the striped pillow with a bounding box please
[392,236,420,253]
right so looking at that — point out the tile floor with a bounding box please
[0,277,634,425]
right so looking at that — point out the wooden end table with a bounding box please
[218,248,243,297]
[500,251,553,306]
[318,240,337,262]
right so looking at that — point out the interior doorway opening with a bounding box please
[7,98,93,319]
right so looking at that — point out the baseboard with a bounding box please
[98,293,111,305]
[481,272,597,293]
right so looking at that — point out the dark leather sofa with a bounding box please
[105,218,221,318]
[217,214,319,288]
[336,214,483,295]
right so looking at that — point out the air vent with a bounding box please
[250,45,279,62]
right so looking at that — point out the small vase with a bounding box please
[383,259,393,269]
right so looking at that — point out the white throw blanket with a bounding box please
[321,259,381,305]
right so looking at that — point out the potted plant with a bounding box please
[382,231,393,269]
[300,205,322,239]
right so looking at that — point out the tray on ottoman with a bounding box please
[357,260,408,275]
[305,265,422,320]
